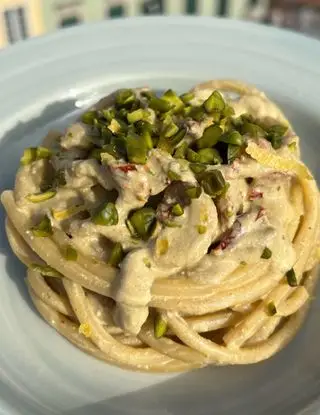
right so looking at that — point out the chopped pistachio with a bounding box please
[167,170,181,181]
[126,133,149,164]
[81,111,97,125]
[162,89,184,112]
[180,92,194,104]
[149,97,172,113]
[36,147,52,159]
[26,190,56,203]
[127,108,150,124]
[222,104,235,117]
[201,170,228,198]
[173,142,189,159]
[135,120,154,135]
[20,146,52,166]
[31,216,52,237]
[157,128,186,154]
[219,117,232,133]
[101,108,116,122]
[108,119,122,134]
[116,89,135,107]
[62,245,78,261]
[286,268,298,287]
[20,147,37,166]
[227,144,241,164]
[108,242,124,267]
[127,208,157,241]
[126,218,139,239]
[143,257,152,268]
[189,106,205,121]
[203,90,225,113]
[101,143,121,159]
[197,225,207,234]
[189,163,206,174]
[266,302,277,316]
[268,135,282,150]
[261,247,272,259]
[92,202,118,226]
[197,148,222,165]
[288,141,297,152]
[52,206,82,221]
[163,122,179,138]
[154,314,167,338]
[186,148,201,163]
[219,131,243,146]
[171,203,184,216]
[182,105,192,117]
[242,121,266,138]
[30,263,63,278]
[268,124,288,137]
[185,186,202,199]
[196,125,222,149]
[141,130,153,151]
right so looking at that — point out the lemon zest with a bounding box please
[246,142,312,179]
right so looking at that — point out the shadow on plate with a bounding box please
[62,306,320,415]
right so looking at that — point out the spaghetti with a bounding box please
[1,80,319,372]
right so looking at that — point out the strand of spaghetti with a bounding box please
[2,192,277,312]
[5,187,316,314]
[288,179,304,241]
[152,268,282,314]
[27,269,74,317]
[276,286,309,317]
[164,268,317,365]
[183,310,238,333]
[2,192,272,316]
[113,334,144,347]
[231,302,257,314]
[223,282,291,349]
[152,262,269,298]
[221,177,319,348]
[5,218,44,266]
[27,286,139,371]
[139,319,207,364]
[1,191,114,296]
[2,197,271,313]
[62,278,198,372]
[245,316,282,346]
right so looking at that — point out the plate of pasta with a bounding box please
[0,16,319,415]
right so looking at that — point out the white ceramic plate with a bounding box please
[0,16,319,415]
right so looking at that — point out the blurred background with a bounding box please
[0,0,319,49]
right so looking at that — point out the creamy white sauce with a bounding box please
[15,88,298,335]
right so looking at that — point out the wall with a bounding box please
[5,0,306,49]
[0,0,44,47]
[40,0,257,34]
[41,0,105,33]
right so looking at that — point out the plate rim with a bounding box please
[1,16,320,64]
